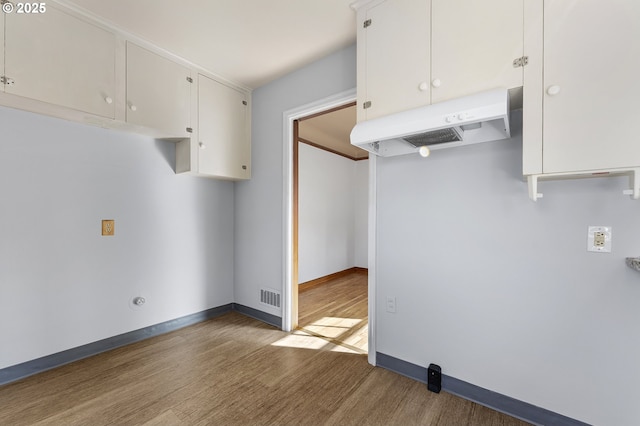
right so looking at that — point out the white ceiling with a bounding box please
[299,105,368,160]
[65,0,357,89]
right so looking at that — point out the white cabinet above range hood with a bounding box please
[350,88,511,157]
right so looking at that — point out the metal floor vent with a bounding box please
[260,288,281,308]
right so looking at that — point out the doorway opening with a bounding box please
[292,100,369,353]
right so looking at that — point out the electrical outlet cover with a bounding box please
[102,219,115,236]
[386,297,396,313]
[587,226,611,253]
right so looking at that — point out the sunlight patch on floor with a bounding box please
[328,343,361,354]
[271,330,328,350]
[338,323,368,350]
[271,317,367,354]
[302,316,363,338]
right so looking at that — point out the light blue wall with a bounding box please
[354,159,369,268]
[298,143,358,283]
[375,113,640,426]
[234,44,357,314]
[0,107,234,369]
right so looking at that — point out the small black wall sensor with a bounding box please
[427,363,442,393]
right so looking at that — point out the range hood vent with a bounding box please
[404,128,462,146]
[351,88,511,157]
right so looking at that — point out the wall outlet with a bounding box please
[386,297,396,313]
[587,226,611,252]
[102,219,115,236]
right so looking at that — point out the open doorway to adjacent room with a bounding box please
[291,101,370,353]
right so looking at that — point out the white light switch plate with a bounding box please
[587,226,612,253]
[386,297,396,313]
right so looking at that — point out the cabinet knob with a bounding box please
[104,96,113,104]
[199,142,206,149]
[431,79,442,88]
[418,82,429,92]
[547,85,561,96]
[129,104,137,112]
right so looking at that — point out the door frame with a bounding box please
[281,88,377,365]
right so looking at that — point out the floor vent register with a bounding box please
[260,288,281,308]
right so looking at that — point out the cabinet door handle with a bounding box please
[129,104,137,111]
[104,96,113,104]
[418,82,429,92]
[546,85,561,96]
[431,79,442,88]
[199,142,206,149]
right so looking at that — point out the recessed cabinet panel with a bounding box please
[431,0,524,104]
[197,75,250,180]
[4,5,116,118]
[542,0,640,173]
[0,16,4,90]
[361,0,430,121]
[126,43,191,138]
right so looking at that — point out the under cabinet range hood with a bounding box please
[350,88,511,157]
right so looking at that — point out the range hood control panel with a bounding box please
[445,112,475,123]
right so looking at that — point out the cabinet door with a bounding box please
[543,0,640,173]
[431,0,524,104]
[4,5,116,119]
[0,15,4,88]
[198,75,250,180]
[126,43,191,138]
[359,0,430,121]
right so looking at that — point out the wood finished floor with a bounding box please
[0,275,531,425]
[298,270,368,354]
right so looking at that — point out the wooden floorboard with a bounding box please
[298,270,368,353]
[0,283,531,425]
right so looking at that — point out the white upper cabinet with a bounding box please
[0,14,4,89]
[522,0,640,200]
[126,42,192,138]
[3,4,116,119]
[197,75,250,180]
[356,0,524,122]
[539,0,640,174]
[0,5,251,181]
[176,74,250,180]
[430,0,524,104]
[358,0,430,122]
